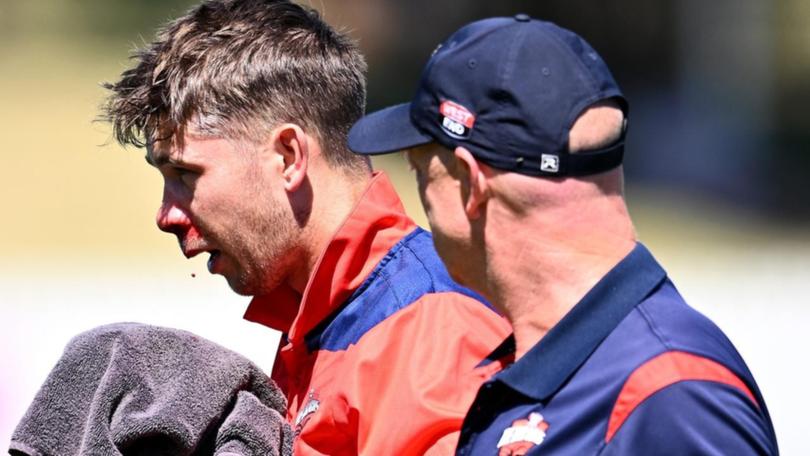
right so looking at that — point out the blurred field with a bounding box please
[2,20,809,456]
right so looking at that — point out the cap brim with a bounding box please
[348,103,434,155]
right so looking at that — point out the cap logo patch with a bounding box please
[540,154,560,173]
[439,100,475,139]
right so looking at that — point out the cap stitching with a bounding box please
[495,22,529,161]
[538,25,609,154]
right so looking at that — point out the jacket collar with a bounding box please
[243,171,416,344]
[497,243,667,400]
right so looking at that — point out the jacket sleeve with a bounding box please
[348,292,511,456]
[598,380,778,456]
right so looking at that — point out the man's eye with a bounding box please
[173,167,198,185]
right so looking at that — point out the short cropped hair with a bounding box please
[102,0,368,169]
[568,99,625,154]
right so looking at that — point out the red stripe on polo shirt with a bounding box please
[605,350,758,443]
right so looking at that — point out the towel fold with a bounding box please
[9,322,292,456]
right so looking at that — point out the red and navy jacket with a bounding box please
[244,172,511,456]
[457,243,778,455]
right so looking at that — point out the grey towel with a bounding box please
[9,323,293,456]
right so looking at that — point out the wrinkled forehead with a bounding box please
[145,123,257,169]
[145,129,181,164]
[144,122,210,167]
[146,115,223,151]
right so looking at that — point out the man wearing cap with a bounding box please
[101,1,510,454]
[349,15,778,455]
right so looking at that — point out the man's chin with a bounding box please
[225,271,279,297]
[222,273,256,296]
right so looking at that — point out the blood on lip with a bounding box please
[180,225,207,258]
[181,241,213,259]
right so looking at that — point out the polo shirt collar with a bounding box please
[496,243,667,400]
[242,171,417,344]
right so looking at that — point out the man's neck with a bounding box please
[288,168,373,294]
[485,207,636,360]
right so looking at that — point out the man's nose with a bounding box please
[156,203,191,236]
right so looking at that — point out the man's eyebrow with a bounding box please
[144,153,172,167]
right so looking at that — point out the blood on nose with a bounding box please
[156,204,191,236]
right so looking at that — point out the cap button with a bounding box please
[514,13,531,22]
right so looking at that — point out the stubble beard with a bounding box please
[226,199,301,297]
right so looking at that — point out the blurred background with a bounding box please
[1,0,807,452]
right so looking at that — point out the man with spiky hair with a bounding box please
[102,1,510,455]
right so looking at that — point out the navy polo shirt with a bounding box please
[457,243,778,455]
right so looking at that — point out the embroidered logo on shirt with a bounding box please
[294,389,320,435]
[496,412,549,455]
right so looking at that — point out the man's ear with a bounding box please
[270,123,309,192]
[454,146,489,219]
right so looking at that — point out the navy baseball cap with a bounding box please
[348,15,628,177]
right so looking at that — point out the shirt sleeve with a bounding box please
[599,380,777,456]
[350,292,511,456]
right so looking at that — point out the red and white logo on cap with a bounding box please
[439,100,475,139]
